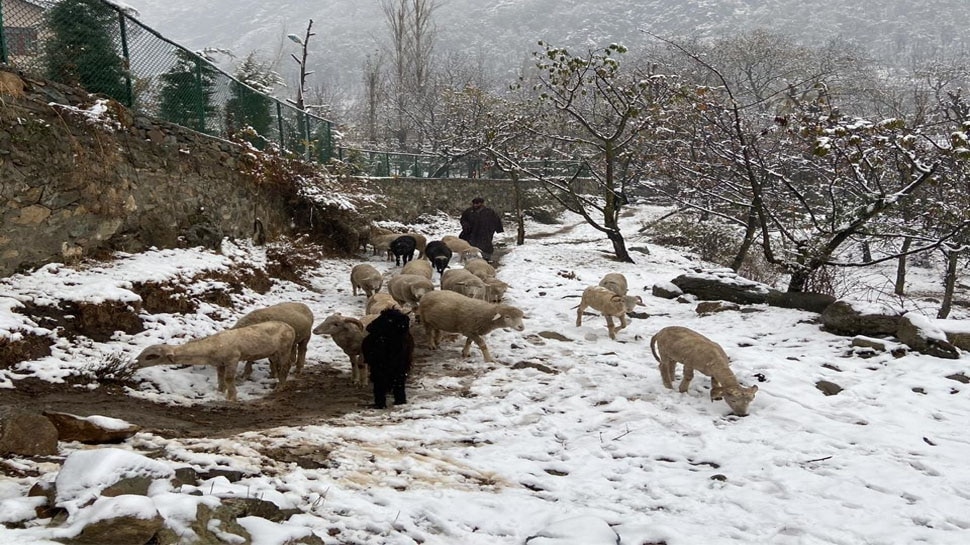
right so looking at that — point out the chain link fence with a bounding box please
[1,0,334,161]
[1,0,585,179]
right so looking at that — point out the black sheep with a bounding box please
[389,235,417,266]
[360,308,414,408]
[424,240,453,277]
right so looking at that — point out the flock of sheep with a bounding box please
[133,225,760,415]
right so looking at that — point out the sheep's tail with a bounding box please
[649,333,662,363]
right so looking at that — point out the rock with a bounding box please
[651,281,682,299]
[0,411,60,456]
[525,515,620,545]
[851,336,891,351]
[815,380,843,396]
[937,319,970,352]
[65,495,163,545]
[820,300,900,337]
[767,289,836,314]
[511,361,559,374]
[671,269,770,305]
[537,331,572,342]
[0,71,26,97]
[896,312,960,359]
[696,301,741,315]
[55,449,175,511]
[42,411,141,444]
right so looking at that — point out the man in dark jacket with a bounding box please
[459,197,504,262]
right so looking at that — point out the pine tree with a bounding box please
[43,0,128,103]
[225,52,281,146]
[157,49,218,132]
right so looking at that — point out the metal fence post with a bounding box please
[0,2,8,65]
[117,11,133,108]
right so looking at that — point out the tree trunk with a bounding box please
[607,230,634,263]
[512,173,525,245]
[861,240,872,263]
[938,249,959,319]
[730,206,759,272]
[787,268,810,293]
[894,236,911,296]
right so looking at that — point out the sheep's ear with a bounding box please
[492,312,503,322]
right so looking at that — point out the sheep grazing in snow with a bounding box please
[650,325,759,415]
[366,292,402,315]
[134,321,296,401]
[390,235,417,266]
[312,313,369,387]
[598,272,629,296]
[370,233,402,258]
[361,308,415,408]
[350,263,384,297]
[388,273,436,310]
[463,258,496,280]
[401,258,433,279]
[232,301,314,380]
[441,268,487,300]
[576,286,643,340]
[424,240,453,277]
[441,235,482,263]
[417,289,524,362]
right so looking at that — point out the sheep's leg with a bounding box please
[575,303,586,327]
[392,372,407,405]
[295,340,308,374]
[222,362,238,401]
[372,376,390,409]
[273,351,291,390]
[605,315,617,340]
[678,365,694,393]
[617,313,629,330]
[464,335,493,362]
[239,361,255,381]
[659,359,675,390]
[216,364,227,392]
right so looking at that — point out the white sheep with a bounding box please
[371,233,402,260]
[416,289,524,362]
[366,292,401,315]
[483,277,510,303]
[441,235,483,263]
[650,326,759,415]
[598,272,629,296]
[463,258,496,280]
[441,268,487,300]
[350,263,384,297]
[576,286,643,340]
[401,259,434,280]
[134,321,296,401]
[388,273,436,309]
[232,301,314,380]
[312,313,369,387]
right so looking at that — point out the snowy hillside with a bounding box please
[1,204,968,543]
[120,0,969,89]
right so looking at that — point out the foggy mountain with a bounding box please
[120,0,968,94]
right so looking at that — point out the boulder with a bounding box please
[671,269,770,305]
[696,301,741,315]
[896,313,960,359]
[767,289,836,314]
[0,411,60,456]
[43,411,141,444]
[820,300,901,336]
[651,281,682,299]
[937,319,970,352]
[64,495,163,545]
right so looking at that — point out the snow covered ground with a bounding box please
[1,205,969,544]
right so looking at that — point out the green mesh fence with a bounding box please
[1,0,582,179]
[0,0,335,161]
